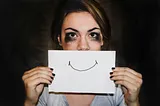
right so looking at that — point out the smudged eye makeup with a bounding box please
[64,27,102,43]
[89,32,101,41]
[65,32,77,42]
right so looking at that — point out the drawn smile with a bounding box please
[68,60,98,72]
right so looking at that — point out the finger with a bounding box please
[114,80,140,94]
[24,77,51,89]
[23,67,54,81]
[113,67,142,79]
[111,70,143,84]
[24,67,53,76]
[24,71,54,87]
[110,74,142,88]
[25,69,53,81]
[27,72,54,83]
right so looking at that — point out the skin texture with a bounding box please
[22,12,143,106]
[58,12,103,51]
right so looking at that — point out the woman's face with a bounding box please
[58,12,103,50]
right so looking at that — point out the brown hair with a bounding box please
[51,0,111,50]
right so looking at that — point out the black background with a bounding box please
[0,0,158,106]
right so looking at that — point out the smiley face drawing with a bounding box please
[68,60,98,72]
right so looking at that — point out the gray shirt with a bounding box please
[37,86,126,106]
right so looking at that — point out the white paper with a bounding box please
[48,50,116,94]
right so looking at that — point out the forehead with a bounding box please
[62,12,99,30]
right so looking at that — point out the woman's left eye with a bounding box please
[89,32,100,39]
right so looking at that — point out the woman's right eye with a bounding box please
[65,32,77,42]
[66,32,77,38]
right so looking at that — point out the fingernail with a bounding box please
[110,72,113,75]
[110,76,113,78]
[111,67,115,70]
[52,73,55,76]
[50,68,53,71]
[51,76,54,79]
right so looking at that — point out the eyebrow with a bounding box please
[64,27,100,32]
[88,27,100,32]
[65,28,78,32]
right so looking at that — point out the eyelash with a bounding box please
[89,32,100,41]
[65,32,77,42]
[64,32,101,43]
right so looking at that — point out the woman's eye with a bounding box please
[65,32,77,42]
[89,32,100,41]
[90,32,100,38]
[66,32,77,38]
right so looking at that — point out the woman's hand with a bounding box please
[22,67,54,106]
[110,67,143,106]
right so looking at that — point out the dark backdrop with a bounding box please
[0,0,158,106]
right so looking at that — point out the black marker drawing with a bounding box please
[68,60,98,72]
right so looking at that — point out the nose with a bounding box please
[77,37,90,50]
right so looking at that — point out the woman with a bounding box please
[22,0,143,106]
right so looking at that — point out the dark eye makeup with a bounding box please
[65,32,77,43]
[89,32,101,41]
[64,31,101,43]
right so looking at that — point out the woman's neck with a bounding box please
[65,94,95,106]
